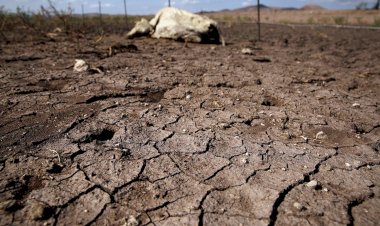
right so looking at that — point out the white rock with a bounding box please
[241,48,254,55]
[293,202,304,210]
[352,103,360,108]
[73,59,88,72]
[352,160,362,169]
[325,164,332,171]
[127,215,139,226]
[306,180,319,189]
[315,131,327,140]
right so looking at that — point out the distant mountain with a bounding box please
[300,4,325,10]
[217,4,300,13]
[233,4,270,12]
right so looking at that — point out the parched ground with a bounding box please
[0,23,379,226]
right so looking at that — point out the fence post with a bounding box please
[123,0,128,26]
[81,4,85,27]
[99,2,102,20]
[98,1,103,29]
[169,0,171,7]
[257,0,261,41]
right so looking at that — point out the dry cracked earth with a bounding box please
[0,23,380,226]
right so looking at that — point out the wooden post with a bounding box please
[81,4,85,27]
[257,0,261,41]
[169,0,171,7]
[99,1,102,20]
[123,0,128,26]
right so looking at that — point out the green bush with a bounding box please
[307,17,315,24]
[334,16,345,25]
[373,18,380,27]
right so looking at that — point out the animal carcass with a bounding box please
[127,7,222,44]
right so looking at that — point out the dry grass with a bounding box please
[207,9,380,27]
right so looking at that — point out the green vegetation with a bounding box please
[333,16,346,25]
[373,18,380,27]
[307,17,315,24]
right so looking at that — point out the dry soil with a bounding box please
[0,23,380,226]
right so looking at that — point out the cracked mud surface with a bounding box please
[1,23,380,225]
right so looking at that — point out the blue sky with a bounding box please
[1,0,378,14]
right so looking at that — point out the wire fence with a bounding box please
[0,0,262,42]
[2,0,379,43]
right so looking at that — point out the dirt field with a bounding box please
[1,21,380,226]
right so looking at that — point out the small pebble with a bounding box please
[30,201,49,220]
[325,164,332,171]
[73,59,88,72]
[241,48,254,55]
[353,160,362,169]
[345,162,351,168]
[323,188,329,192]
[306,180,319,189]
[219,123,229,129]
[363,179,374,187]
[281,167,286,171]
[293,202,304,210]
[186,94,192,100]
[316,131,327,140]
[352,103,360,108]
[127,215,139,226]
[241,158,248,164]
